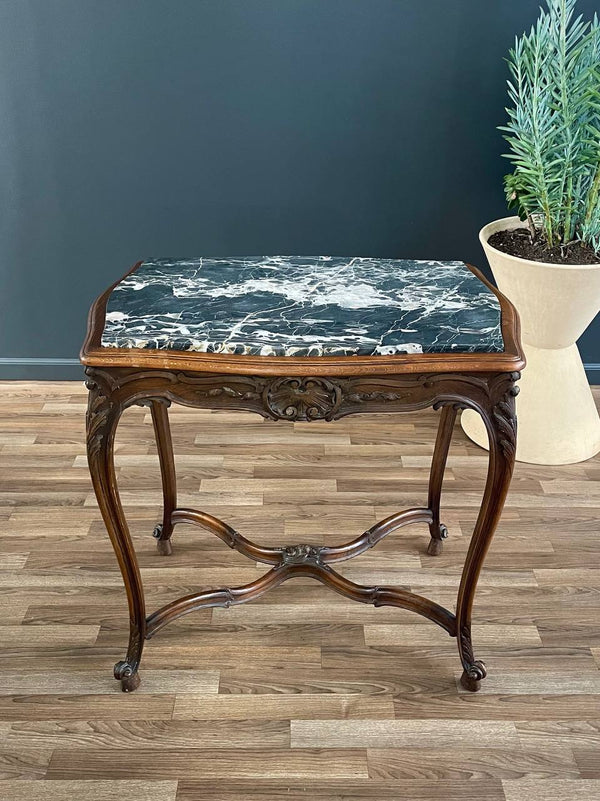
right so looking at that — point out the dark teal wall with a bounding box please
[1,0,599,379]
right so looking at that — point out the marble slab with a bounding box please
[101,256,504,356]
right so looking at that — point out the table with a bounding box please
[81,256,524,693]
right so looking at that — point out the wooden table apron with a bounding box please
[83,363,521,693]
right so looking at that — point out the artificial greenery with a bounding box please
[502,0,600,252]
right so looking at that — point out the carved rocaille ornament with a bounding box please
[280,544,324,566]
[265,377,341,421]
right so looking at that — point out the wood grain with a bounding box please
[46,747,369,780]
[175,779,505,800]
[172,693,395,720]
[0,780,177,801]
[291,719,520,749]
[502,778,600,801]
[0,380,598,800]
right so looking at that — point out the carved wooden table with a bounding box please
[81,256,524,693]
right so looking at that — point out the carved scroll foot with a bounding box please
[459,661,487,692]
[153,524,173,556]
[426,523,448,556]
[114,660,141,693]
[458,624,488,692]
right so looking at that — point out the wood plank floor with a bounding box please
[0,380,599,801]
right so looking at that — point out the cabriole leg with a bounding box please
[150,399,177,556]
[456,382,518,691]
[86,374,146,692]
[426,405,457,555]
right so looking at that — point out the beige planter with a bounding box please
[461,216,600,465]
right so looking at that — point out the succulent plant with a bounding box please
[502,0,600,251]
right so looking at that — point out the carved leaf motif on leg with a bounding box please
[490,370,521,461]
[493,399,518,460]
[85,378,113,460]
[459,627,487,692]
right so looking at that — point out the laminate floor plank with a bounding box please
[364,624,543,646]
[5,719,290,750]
[46,747,369,780]
[172,693,395,720]
[320,645,597,674]
[573,748,600,778]
[502,778,600,801]
[391,693,600,721]
[176,779,505,800]
[0,624,100,648]
[0,694,175,721]
[515,719,600,750]
[290,719,520,749]
[211,603,431,624]
[366,746,579,780]
[0,746,53,780]
[1,604,27,625]
[0,780,178,801]
[0,381,598,801]
[0,670,219,695]
[0,553,29,569]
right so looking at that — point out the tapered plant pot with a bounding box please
[461,216,600,465]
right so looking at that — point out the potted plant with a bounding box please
[462,0,600,464]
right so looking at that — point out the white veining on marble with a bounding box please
[101,256,504,356]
